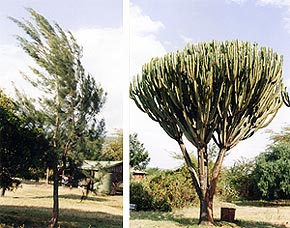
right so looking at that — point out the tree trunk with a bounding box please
[1,188,6,197]
[46,167,50,185]
[199,196,214,225]
[49,161,59,228]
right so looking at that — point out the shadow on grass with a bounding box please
[234,220,288,228]
[0,205,122,228]
[130,211,288,228]
[235,200,290,207]
[130,211,199,226]
[12,193,109,202]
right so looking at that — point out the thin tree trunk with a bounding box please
[1,188,6,197]
[49,160,59,228]
[46,168,50,185]
[177,139,201,197]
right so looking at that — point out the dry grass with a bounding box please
[130,201,290,228]
[0,180,122,228]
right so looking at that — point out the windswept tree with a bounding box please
[130,40,284,225]
[10,9,106,227]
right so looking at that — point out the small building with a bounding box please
[130,169,147,182]
[81,160,123,194]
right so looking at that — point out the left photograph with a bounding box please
[0,1,123,227]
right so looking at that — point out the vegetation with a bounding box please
[0,90,48,196]
[10,9,106,227]
[101,129,123,161]
[225,143,290,201]
[130,133,150,169]
[130,167,198,211]
[130,40,284,225]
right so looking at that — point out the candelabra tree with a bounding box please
[130,40,284,225]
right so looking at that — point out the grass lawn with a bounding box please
[130,201,290,228]
[0,180,122,228]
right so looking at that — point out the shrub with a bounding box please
[130,166,198,211]
[130,181,152,211]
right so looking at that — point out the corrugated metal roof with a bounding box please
[81,160,123,170]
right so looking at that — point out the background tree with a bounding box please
[225,158,257,200]
[130,133,150,169]
[268,125,290,145]
[254,144,290,200]
[10,9,106,227]
[130,40,284,225]
[101,129,123,161]
[0,89,48,196]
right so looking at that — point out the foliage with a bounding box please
[101,129,123,161]
[0,90,48,196]
[268,125,290,145]
[10,8,106,226]
[130,133,150,169]
[219,158,258,200]
[215,168,240,202]
[254,144,290,200]
[130,182,153,211]
[130,167,198,211]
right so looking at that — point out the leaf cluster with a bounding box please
[129,133,150,169]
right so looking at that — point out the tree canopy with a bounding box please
[130,133,150,169]
[0,89,48,196]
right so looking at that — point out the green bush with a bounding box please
[130,181,152,211]
[130,166,198,211]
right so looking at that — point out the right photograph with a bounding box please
[129,1,290,227]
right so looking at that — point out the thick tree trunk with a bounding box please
[178,140,227,226]
[197,146,215,225]
[198,147,227,226]
[199,196,214,225]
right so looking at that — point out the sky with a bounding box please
[129,0,290,169]
[0,0,123,135]
[1,1,290,170]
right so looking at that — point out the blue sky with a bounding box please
[1,1,290,169]
[0,0,123,134]
[129,0,290,169]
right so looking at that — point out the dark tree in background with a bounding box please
[254,145,290,200]
[130,40,284,225]
[10,9,106,227]
[0,89,48,196]
[130,133,150,169]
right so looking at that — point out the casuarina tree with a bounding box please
[130,40,284,225]
[10,9,106,227]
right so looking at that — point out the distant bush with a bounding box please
[219,144,290,201]
[130,182,153,211]
[130,166,198,211]
[254,144,290,200]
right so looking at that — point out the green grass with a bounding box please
[0,180,122,228]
